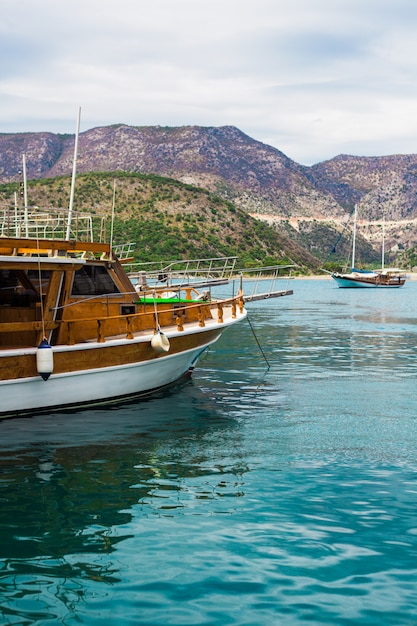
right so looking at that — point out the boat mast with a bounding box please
[351,204,357,270]
[110,179,116,260]
[66,106,81,240]
[381,217,385,270]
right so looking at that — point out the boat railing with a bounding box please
[130,260,295,301]
[113,242,136,260]
[0,204,105,243]
[0,293,245,344]
[127,256,239,289]
[226,264,295,302]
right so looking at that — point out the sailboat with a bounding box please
[330,206,406,288]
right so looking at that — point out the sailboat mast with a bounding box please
[66,106,81,240]
[381,217,385,270]
[351,205,357,270]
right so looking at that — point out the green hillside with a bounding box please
[0,171,321,272]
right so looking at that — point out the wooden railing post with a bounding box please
[125,316,134,340]
[176,311,184,331]
[217,303,223,323]
[198,305,205,327]
[238,290,244,313]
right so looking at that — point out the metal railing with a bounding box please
[127,256,239,289]
[0,204,104,242]
[113,242,136,260]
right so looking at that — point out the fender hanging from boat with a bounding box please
[151,331,170,353]
[36,338,54,381]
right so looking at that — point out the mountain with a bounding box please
[1,125,417,266]
[0,125,340,216]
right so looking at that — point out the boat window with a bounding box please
[71,265,120,296]
[0,269,40,305]
[27,270,50,296]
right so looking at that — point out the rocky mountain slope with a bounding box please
[1,124,416,265]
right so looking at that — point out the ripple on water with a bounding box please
[1,281,417,624]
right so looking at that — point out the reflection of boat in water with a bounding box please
[329,206,406,288]
[0,119,292,419]
[0,381,245,586]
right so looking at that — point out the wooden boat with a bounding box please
[0,216,234,418]
[0,206,294,419]
[330,268,406,288]
[330,207,406,288]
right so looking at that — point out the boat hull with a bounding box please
[331,273,406,288]
[0,319,243,418]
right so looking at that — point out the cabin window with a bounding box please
[121,305,136,316]
[71,265,120,296]
[27,270,50,296]
[0,269,40,305]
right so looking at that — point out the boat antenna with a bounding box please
[66,106,81,240]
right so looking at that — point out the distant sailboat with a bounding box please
[330,206,406,288]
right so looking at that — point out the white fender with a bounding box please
[36,338,54,381]
[151,331,170,353]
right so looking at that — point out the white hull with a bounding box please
[332,275,379,288]
[0,317,244,418]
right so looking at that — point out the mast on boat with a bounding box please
[381,216,385,270]
[66,106,81,240]
[351,204,357,271]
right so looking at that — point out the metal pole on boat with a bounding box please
[66,106,81,240]
[22,154,28,237]
[14,191,19,236]
[110,179,116,260]
[381,216,385,270]
[351,204,357,270]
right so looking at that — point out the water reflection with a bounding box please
[237,280,417,378]
[0,381,254,619]
[2,280,417,624]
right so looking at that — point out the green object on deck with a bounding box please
[135,297,195,304]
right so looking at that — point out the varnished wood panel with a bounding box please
[0,328,222,381]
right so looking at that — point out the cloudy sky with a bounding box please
[2,0,417,165]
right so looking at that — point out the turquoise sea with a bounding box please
[1,278,417,625]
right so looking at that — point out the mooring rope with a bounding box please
[246,313,270,369]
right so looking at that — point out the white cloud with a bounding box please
[1,0,417,164]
